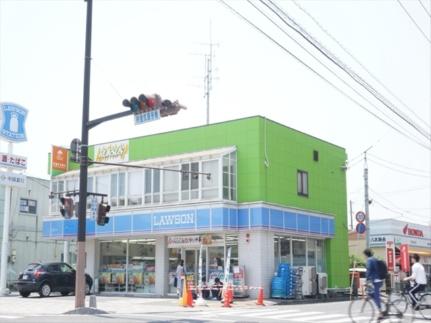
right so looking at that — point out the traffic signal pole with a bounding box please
[75,0,92,309]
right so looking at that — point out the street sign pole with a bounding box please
[75,0,92,309]
[0,142,12,295]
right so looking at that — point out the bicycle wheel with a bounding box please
[348,298,375,323]
[418,293,431,320]
[390,293,408,314]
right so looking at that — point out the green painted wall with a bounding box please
[257,118,349,288]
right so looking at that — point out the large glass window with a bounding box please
[316,240,325,272]
[99,241,127,292]
[163,165,179,202]
[144,169,161,204]
[110,172,125,207]
[202,160,219,199]
[50,180,64,214]
[181,162,199,201]
[96,175,109,195]
[128,171,143,206]
[292,239,306,266]
[307,239,316,267]
[222,152,236,200]
[128,239,155,293]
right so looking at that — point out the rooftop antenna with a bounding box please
[204,21,218,125]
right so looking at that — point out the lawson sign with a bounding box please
[152,210,195,230]
[0,102,28,142]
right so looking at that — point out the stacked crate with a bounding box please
[271,263,296,298]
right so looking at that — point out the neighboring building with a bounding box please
[349,218,431,275]
[44,116,349,296]
[0,176,64,289]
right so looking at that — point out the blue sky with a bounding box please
[0,0,430,225]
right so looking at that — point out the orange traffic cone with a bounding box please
[187,282,194,307]
[222,287,231,308]
[182,279,188,307]
[228,284,234,304]
[256,287,265,306]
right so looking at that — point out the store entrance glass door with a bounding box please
[184,248,207,287]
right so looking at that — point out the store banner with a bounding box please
[400,244,410,273]
[385,240,395,272]
[51,146,68,172]
[94,140,129,163]
[167,235,200,248]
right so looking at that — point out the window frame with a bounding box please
[297,169,309,197]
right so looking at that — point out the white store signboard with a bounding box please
[0,153,27,169]
[0,171,26,188]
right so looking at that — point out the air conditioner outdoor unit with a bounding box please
[301,266,317,296]
[317,272,328,294]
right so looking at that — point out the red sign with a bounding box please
[386,241,395,272]
[52,146,68,172]
[400,244,410,273]
[402,224,424,237]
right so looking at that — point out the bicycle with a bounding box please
[389,281,431,320]
[348,283,411,323]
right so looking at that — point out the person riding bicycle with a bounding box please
[403,253,427,309]
[363,248,384,319]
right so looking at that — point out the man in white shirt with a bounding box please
[403,253,427,309]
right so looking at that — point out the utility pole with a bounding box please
[364,152,370,249]
[75,0,92,309]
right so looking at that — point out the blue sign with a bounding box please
[134,109,160,125]
[0,102,28,142]
[356,222,366,234]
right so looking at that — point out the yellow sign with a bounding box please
[94,140,129,163]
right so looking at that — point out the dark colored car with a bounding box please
[16,262,93,297]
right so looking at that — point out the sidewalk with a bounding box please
[0,293,277,316]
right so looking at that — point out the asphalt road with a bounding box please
[0,300,429,323]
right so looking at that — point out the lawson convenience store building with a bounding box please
[43,116,349,296]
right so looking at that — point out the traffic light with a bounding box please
[122,96,140,113]
[70,138,81,163]
[123,93,186,115]
[60,196,74,219]
[159,100,187,117]
[97,202,110,226]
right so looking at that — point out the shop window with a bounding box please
[316,240,325,272]
[202,160,219,199]
[99,241,127,292]
[110,172,125,208]
[163,165,179,202]
[96,175,109,196]
[297,170,308,197]
[128,171,143,206]
[168,248,182,294]
[280,237,291,264]
[208,246,224,282]
[307,239,316,267]
[181,162,199,201]
[144,169,160,204]
[127,239,155,293]
[222,153,236,201]
[292,239,306,266]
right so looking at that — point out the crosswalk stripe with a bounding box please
[330,316,371,323]
[242,309,299,317]
[217,308,288,316]
[0,316,22,319]
[289,313,346,321]
[269,311,322,319]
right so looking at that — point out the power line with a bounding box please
[247,0,430,147]
[219,0,431,151]
[378,186,429,194]
[368,157,430,178]
[397,0,431,43]
[292,0,430,130]
[418,0,431,18]
[264,0,431,141]
[373,199,427,222]
[368,152,430,174]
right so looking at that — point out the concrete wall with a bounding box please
[238,230,274,298]
[0,177,64,287]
